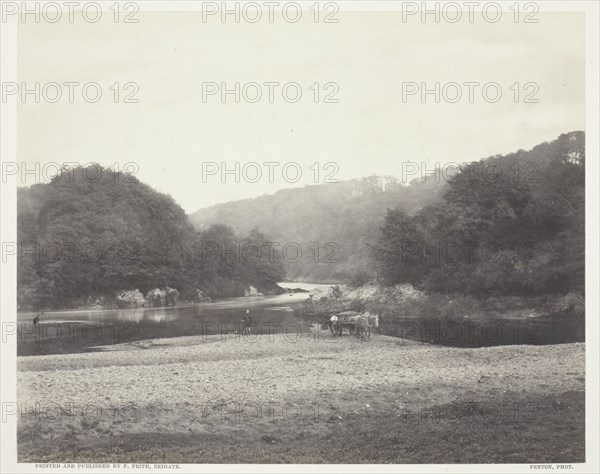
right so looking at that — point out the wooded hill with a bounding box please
[17,167,284,309]
[192,131,584,295]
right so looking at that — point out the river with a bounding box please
[17,282,331,356]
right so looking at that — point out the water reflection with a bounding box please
[17,282,331,356]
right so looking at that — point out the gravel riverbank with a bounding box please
[17,331,585,463]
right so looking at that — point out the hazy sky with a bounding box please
[17,10,585,212]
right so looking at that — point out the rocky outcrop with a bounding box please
[244,286,263,297]
[145,288,166,307]
[145,287,180,307]
[189,288,212,303]
[115,289,146,307]
[296,283,428,320]
[281,287,310,294]
[165,287,180,306]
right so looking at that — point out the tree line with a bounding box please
[17,166,284,309]
[371,131,585,296]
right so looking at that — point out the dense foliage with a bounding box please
[191,175,446,282]
[371,132,585,296]
[19,131,584,309]
[17,166,284,309]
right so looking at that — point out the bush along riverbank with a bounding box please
[294,284,585,347]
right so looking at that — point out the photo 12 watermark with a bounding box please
[0,1,140,24]
[201,81,340,104]
[401,81,540,104]
[1,81,140,103]
[1,162,139,184]
[199,1,340,24]
[201,161,339,184]
[399,1,540,24]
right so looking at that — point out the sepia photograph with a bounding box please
[0,1,598,472]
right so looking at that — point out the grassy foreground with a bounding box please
[17,332,585,464]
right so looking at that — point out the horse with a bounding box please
[354,312,379,340]
[328,311,379,339]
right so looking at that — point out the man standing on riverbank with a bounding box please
[241,309,254,335]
